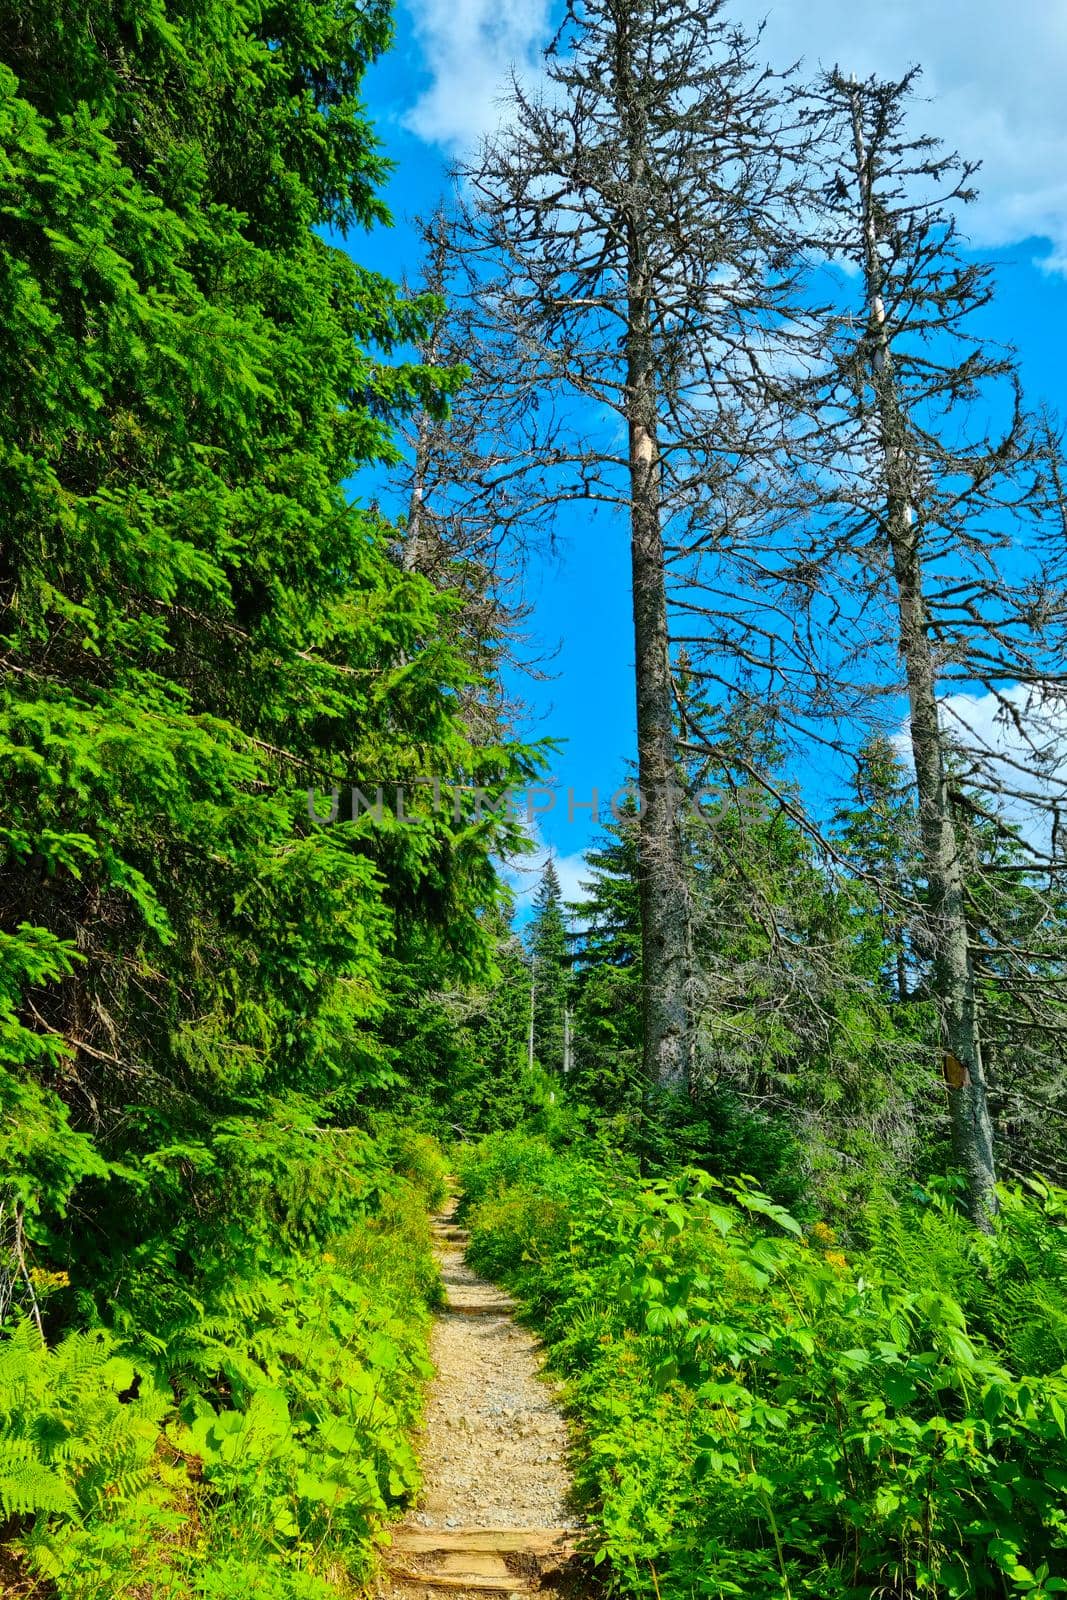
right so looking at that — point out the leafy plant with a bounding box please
[2,1134,445,1598]
[460,1132,1067,1600]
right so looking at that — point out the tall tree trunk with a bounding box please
[849,85,997,1227]
[401,422,429,575]
[527,963,536,1076]
[618,12,695,1094]
[401,357,438,577]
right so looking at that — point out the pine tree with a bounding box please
[378,906,533,1136]
[683,720,928,1205]
[0,0,530,1316]
[568,804,644,1118]
[955,800,1067,1189]
[834,736,920,1005]
[527,861,572,1078]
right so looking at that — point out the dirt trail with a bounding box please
[380,1196,579,1599]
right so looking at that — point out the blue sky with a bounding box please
[351,0,1067,903]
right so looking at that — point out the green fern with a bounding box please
[0,1438,76,1516]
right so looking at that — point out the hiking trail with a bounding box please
[380,1194,580,1600]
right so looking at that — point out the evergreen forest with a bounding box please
[1,1,1066,1597]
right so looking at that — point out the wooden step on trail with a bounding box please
[385,1528,578,1593]
[390,1570,528,1593]
[391,1528,576,1558]
[443,1297,517,1317]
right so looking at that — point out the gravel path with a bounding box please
[380,1197,577,1600]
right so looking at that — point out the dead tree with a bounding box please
[457,0,810,1093]
[389,210,560,747]
[676,69,1067,1225]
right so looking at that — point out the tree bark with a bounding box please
[849,84,997,1226]
[527,963,536,1076]
[617,11,695,1095]
[401,340,438,577]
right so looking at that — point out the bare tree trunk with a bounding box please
[618,13,695,1095]
[890,515,997,1226]
[527,962,536,1076]
[401,283,443,579]
[401,414,432,575]
[849,84,997,1226]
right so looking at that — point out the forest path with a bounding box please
[379,1194,580,1600]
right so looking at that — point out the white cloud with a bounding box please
[552,850,594,906]
[497,814,591,921]
[896,684,1067,854]
[402,0,554,150]
[756,0,1067,270]
[403,0,1067,267]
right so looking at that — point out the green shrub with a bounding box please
[386,1127,451,1211]
[334,1181,444,1313]
[459,1136,1067,1600]
[456,1128,575,1210]
[1,1126,443,1600]
[462,1191,571,1283]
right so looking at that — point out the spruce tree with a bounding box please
[0,0,529,1316]
[527,860,572,1077]
[833,736,921,1005]
[568,804,644,1116]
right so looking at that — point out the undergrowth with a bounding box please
[0,1113,449,1599]
[458,1130,1067,1600]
